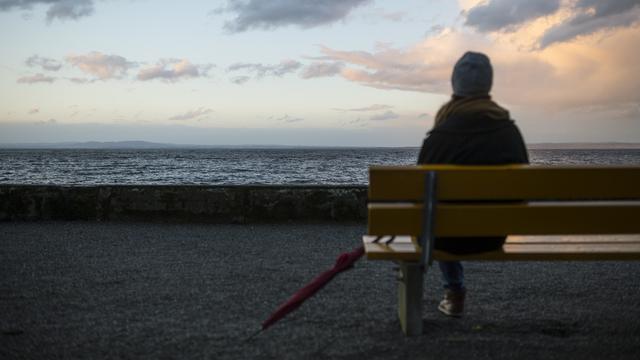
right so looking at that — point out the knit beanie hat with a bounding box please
[451,51,493,97]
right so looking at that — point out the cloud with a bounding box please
[465,0,561,32]
[227,59,301,80]
[63,54,210,82]
[231,75,250,85]
[17,73,56,84]
[25,55,62,71]
[28,108,40,114]
[67,77,94,84]
[0,0,95,22]
[274,114,304,123]
[66,52,136,80]
[426,24,445,36]
[46,0,94,22]
[540,0,640,48]
[576,0,640,17]
[168,107,214,121]
[34,118,57,125]
[461,0,640,48]
[137,59,212,82]
[217,0,371,32]
[346,117,367,127]
[333,104,393,112]
[370,110,399,121]
[300,61,344,79]
[311,27,640,113]
[316,42,454,93]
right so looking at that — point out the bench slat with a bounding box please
[507,235,640,244]
[363,235,640,261]
[368,202,640,236]
[369,166,640,201]
[364,235,421,261]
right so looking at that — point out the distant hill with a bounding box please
[528,143,640,150]
[0,141,333,149]
[0,141,417,149]
[0,141,181,149]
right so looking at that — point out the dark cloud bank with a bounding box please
[0,0,95,22]
[465,0,561,32]
[464,0,640,48]
[541,0,640,48]
[216,0,372,32]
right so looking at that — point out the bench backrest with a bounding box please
[368,165,640,237]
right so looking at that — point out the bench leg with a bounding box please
[398,261,424,336]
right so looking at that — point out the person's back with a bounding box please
[417,51,529,316]
[418,96,528,166]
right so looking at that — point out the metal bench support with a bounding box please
[397,171,438,336]
[420,171,438,267]
[398,261,423,336]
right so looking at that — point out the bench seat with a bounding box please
[363,235,640,261]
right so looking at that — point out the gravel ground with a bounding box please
[1,222,639,359]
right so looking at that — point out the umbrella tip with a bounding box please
[242,328,264,343]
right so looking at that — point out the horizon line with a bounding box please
[2,140,640,150]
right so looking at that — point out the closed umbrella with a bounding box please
[248,245,365,339]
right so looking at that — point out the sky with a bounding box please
[1,0,639,146]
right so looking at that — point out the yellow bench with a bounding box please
[363,165,640,336]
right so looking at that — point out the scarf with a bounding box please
[434,96,510,128]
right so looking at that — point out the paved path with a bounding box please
[1,222,639,359]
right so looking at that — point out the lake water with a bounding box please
[1,148,640,185]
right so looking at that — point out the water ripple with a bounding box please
[1,148,639,185]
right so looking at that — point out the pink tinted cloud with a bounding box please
[137,59,212,82]
[17,73,56,84]
[312,28,640,111]
[66,52,135,80]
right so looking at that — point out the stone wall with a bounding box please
[0,185,367,222]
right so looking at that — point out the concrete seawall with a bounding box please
[0,185,367,222]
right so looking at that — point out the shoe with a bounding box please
[438,288,466,317]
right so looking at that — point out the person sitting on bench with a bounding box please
[417,51,529,317]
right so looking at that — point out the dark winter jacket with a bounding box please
[418,97,529,254]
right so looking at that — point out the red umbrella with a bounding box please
[248,245,365,339]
